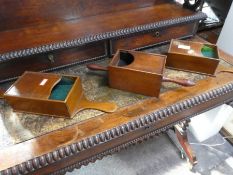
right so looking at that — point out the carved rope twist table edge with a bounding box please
[0,12,207,62]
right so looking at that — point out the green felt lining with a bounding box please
[201,45,218,59]
[49,77,74,101]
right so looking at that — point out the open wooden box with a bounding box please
[108,50,166,97]
[4,72,117,118]
[167,39,220,75]
[87,50,195,97]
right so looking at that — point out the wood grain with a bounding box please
[0,0,166,31]
[0,3,194,54]
[167,39,220,75]
[4,72,118,118]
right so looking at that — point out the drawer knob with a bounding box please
[153,31,160,37]
[48,54,55,63]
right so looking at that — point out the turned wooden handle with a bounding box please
[86,64,108,71]
[162,77,195,87]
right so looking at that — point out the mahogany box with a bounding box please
[108,50,167,97]
[166,39,220,75]
[87,50,194,97]
[4,72,117,118]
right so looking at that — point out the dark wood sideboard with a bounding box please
[2,1,228,175]
[0,0,206,83]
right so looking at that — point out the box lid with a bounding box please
[110,50,166,75]
[169,39,219,59]
[5,72,61,99]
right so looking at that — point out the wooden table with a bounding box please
[0,37,233,175]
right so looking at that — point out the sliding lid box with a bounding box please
[4,72,117,118]
[167,39,220,75]
[87,50,195,97]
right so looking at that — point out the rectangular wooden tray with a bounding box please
[4,72,84,118]
[167,39,220,75]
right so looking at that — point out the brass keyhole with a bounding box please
[153,31,160,37]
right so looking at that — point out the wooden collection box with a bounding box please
[4,72,117,118]
[87,50,195,97]
[108,50,166,97]
[167,39,220,75]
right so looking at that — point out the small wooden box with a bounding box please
[108,50,166,97]
[167,39,220,75]
[4,72,88,118]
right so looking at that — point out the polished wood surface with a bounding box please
[1,67,233,174]
[167,39,220,75]
[0,0,166,31]
[0,2,194,54]
[4,72,118,118]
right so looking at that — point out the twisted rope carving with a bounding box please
[0,12,207,62]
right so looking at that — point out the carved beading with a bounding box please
[0,12,207,63]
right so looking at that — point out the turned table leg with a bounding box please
[174,120,197,167]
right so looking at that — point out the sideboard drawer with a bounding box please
[110,23,197,54]
[0,42,106,83]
